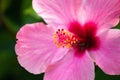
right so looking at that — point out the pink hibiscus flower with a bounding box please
[15,0,120,80]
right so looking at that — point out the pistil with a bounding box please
[53,29,79,48]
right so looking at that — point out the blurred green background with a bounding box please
[0,0,120,80]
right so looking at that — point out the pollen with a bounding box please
[53,29,79,48]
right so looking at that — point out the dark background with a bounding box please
[0,0,120,80]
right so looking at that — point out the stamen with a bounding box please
[53,29,79,48]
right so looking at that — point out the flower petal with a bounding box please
[32,0,82,27]
[15,23,68,74]
[44,50,94,80]
[90,29,120,75]
[80,0,120,29]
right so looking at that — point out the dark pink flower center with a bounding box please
[69,21,100,52]
[53,21,100,54]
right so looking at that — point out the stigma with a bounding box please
[53,29,79,48]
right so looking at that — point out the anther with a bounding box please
[53,29,79,48]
